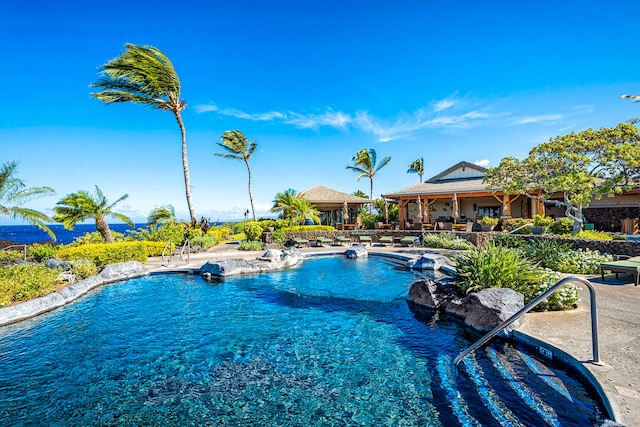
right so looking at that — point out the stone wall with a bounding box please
[584,206,640,232]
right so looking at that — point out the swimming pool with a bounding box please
[0,256,609,426]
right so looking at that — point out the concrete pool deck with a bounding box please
[146,243,639,426]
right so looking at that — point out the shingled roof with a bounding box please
[300,185,373,203]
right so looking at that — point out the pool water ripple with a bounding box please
[0,256,607,426]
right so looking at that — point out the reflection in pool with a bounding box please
[0,256,609,426]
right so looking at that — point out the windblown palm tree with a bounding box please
[53,186,134,243]
[215,130,258,221]
[0,160,56,240]
[147,205,177,227]
[271,189,300,222]
[91,43,197,225]
[345,148,391,214]
[620,94,640,124]
[407,158,425,183]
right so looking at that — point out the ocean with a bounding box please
[0,223,148,245]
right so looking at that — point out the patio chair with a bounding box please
[600,255,640,286]
[316,237,333,246]
[378,236,394,246]
[358,235,372,246]
[400,236,417,247]
[336,235,352,246]
[292,238,309,248]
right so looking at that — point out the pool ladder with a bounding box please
[161,240,191,266]
[454,276,601,366]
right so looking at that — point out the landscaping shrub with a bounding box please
[553,249,613,274]
[126,222,187,244]
[144,241,169,257]
[239,240,264,251]
[532,214,554,228]
[282,225,334,232]
[27,243,58,262]
[0,264,61,307]
[70,259,98,280]
[568,229,613,241]
[0,249,24,266]
[271,229,286,248]
[71,231,125,245]
[243,221,264,241]
[522,239,573,270]
[490,233,526,249]
[207,226,231,242]
[549,217,573,235]
[190,236,218,249]
[422,233,473,250]
[55,241,147,267]
[455,243,579,310]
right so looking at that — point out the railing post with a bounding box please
[454,276,600,366]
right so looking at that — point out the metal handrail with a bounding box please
[161,240,173,266]
[508,223,533,234]
[454,276,600,366]
[180,239,191,265]
[2,244,27,261]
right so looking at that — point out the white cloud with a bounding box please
[515,114,562,124]
[474,159,490,167]
[432,97,456,112]
[194,104,219,113]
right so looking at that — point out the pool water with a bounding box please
[0,256,608,426]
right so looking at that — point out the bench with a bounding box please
[378,236,394,246]
[292,238,309,248]
[600,256,640,286]
[336,236,351,245]
[401,236,418,247]
[316,237,333,246]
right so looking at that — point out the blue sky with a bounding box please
[2,0,640,224]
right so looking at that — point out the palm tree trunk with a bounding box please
[95,216,114,243]
[245,160,257,221]
[369,178,374,215]
[174,111,197,225]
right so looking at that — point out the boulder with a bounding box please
[201,247,304,279]
[345,245,368,259]
[445,288,524,332]
[201,259,261,277]
[99,261,149,283]
[408,278,460,310]
[406,254,449,271]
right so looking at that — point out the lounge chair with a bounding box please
[316,237,333,246]
[292,237,309,248]
[358,235,372,245]
[378,236,394,246]
[336,235,351,245]
[401,236,418,247]
[600,256,640,286]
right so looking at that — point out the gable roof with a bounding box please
[300,185,373,203]
[426,161,488,183]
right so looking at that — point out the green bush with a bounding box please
[0,249,24,265]
[144,241,170,257]
[126,222,188,244]
[569,229,613,241]
[27,243,58,262]
[532,214,554,228]
[477,217,499,227]
[243,221,264,241]
[271,229,287,248]
[0,264,62,307]
[282,225,334,232]
[455,243,579,310]
[422,233,474,250]
[501,217,532,234]
[549,217,573,235]
[70,259,98,280]
[522,239,573,270]
[257,219,291,230]
[71,231,125,245]
[207,226,231,242]
[239,240,264,251]
[359,213,379,230]
[553,249,613,274]
[490,233,526,248]
[190,236,218,249]
[55,241,147,267]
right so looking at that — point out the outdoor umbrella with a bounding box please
[343,200,349,224]
[383,199,389,223]
[452,193,460,223]
[417,196,423,222]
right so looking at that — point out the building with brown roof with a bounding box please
[300,185,373,227]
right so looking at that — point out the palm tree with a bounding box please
[345,148,392,214]
[407,158,425,183]
[0,160,56,240]
[53,186,134,243]
[271,189,300,222]
[215,130,258,221]
[147,205,177,227]
[91,43,197,225]
[291,198,321,225]
[620,94,640,124]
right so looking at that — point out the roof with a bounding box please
[382,161,500,199]
[300,185,373,203]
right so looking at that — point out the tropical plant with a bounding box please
[532,214,554,228]
[147,205,177,227]
[0,160,56,240]
[490,233,526,248]
[345,148,391,214]
[568,229,613,241]
[500,217,532,234]
[271,229,286,248]
[290,198,321,225]
[271,189,301,222]
[477,216,499,227]
[553,249,613,274]
[216,130,258,221]
[53,186,134,243]
[549,217,573,235]
[484,123,640,234]
[0,263,62,307]
[91,44,196,224]
[422,232,473,250]
[522,239,573,270]
[407,158,425,182]
[243,221,264,241]
[239,240,264,251]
